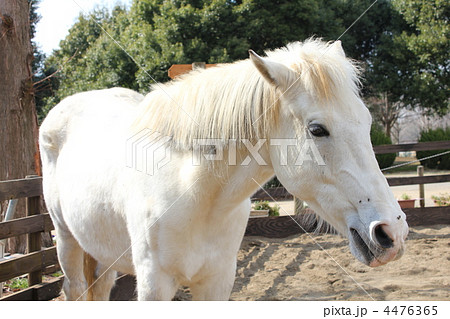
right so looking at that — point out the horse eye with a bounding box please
[308,123,330,137]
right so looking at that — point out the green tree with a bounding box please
[370,125,396,169]
[29,0,51,118]
[366,0,449,135]
[39,0,416,119]
[40,6,134,115]
[392,0,449,115]
[416,128,450,170]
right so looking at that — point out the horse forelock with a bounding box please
[134,38,361,147]
[268,39,362,103]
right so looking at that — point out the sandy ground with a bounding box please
[169,225,450,301]
[235,168,450,301]
[227,225,449,301]
[45,225,449,301]
[170,225,450,301]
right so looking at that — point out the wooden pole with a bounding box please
[26,175,42,287]
[0,0,41,254]
[417,165,425,208]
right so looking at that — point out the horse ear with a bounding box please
[331,40,346,57]
[249,50,294,89]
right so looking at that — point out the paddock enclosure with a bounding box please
[0,142,449,301]
[216,225,449,301]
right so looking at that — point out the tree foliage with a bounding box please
[38,0,449,121]
[417,128,450,170]
[392,0,449,114]
[366,0,449,124]
[370,125,396,170]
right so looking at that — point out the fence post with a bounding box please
[26,175,42,287]
[417,166,425,208]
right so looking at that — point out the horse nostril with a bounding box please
[374,224,394,249]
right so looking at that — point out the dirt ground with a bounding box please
[46,224,449,301]
[224,224,450,301]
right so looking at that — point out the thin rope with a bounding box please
[381,150,450,172]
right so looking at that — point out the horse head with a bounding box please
[250,40,408,267]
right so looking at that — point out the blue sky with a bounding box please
[35,0,132,55]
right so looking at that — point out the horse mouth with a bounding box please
[350,228,375,265]
[349,225,405,267]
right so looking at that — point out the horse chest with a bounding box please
[157,205,248,284]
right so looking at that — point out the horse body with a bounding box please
[40,39,408,300]
[41,88,273,299]
[40,89,139,290]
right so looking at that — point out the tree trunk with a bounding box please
[0,0,41,253]
[385,121,392,140]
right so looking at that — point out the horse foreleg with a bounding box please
[82,252,117,300]
[130,236,179,301]
[83,252,97,300]
[190,261,236,300]
[91,262,117,300]
[132,257,178,300]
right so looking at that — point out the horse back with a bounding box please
[39,87,143,162]
[39,88,144,271]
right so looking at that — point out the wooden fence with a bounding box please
[248,140,450,237]
[0,176,62,301]
[0,141,448,300]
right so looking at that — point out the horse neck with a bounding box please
[136,60,279,149]
[201,146,274,207]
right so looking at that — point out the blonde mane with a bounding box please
[266,40,361,102]
[134,39,361,148]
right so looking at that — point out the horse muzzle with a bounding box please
[348,220,408,267]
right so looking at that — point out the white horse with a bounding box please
[39,39,408,301]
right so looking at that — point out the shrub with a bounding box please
[431,193,450,206]
[370,125,396,169]
[263,176,282,189]
[5,277,29,291]
[416,128,450,170]
[252,201,280,216]
[400,193,411,200]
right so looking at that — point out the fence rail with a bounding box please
[254,141,450,196]
[387,174,450,187]
[0,246,58,283]
[0,214,53,241]
[0,176,62,301]
[252,175,450,199]
[1,276,63,301]
[373,140,450,154]
[0,176,42,201]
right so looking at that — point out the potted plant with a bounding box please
[431,193,450,206]
[250,201,280,218]
[397,193,415,209]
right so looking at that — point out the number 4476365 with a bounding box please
[384,306,438,316]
